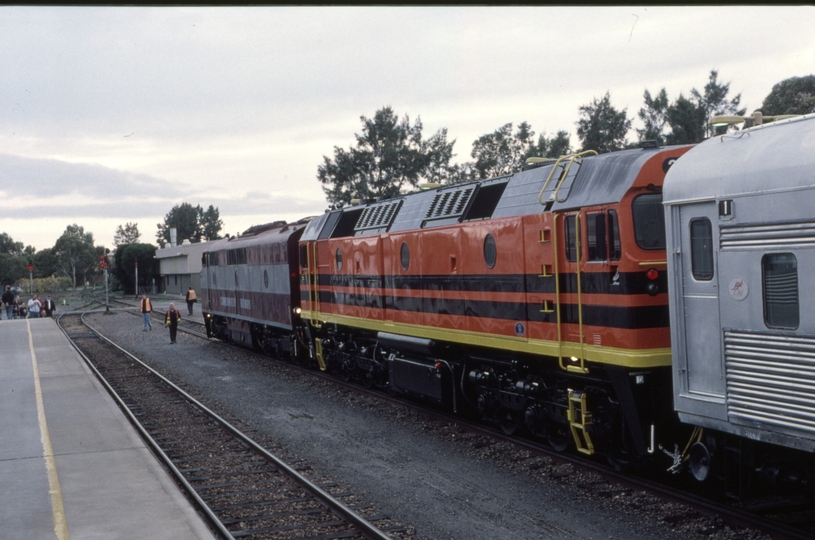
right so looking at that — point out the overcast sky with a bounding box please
[1,6,814,250]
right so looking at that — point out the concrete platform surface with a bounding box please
[0,317,215,540]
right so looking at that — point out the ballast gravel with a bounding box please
[85,311,769,540]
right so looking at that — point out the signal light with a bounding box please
[646,268,659,281]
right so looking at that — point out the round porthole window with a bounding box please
[484,234,497,269]
[400,242,410,271]
[336,248,343,271]
[263,269,269,288]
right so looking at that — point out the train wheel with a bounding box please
[500,411,520,436]
[548,430,570,452]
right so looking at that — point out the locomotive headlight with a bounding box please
[570,356,579,363]
[646,282,659,296]
[294,307,301,315]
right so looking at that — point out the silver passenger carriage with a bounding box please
[664,115,815,484]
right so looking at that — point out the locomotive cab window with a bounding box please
[564,215,578,262]
[586,211,621,262]
[632,193,665,250]
[336,248,343,271]
[763,253,799,329]
[690,218,714,281]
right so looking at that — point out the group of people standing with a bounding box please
[2,286,56,319]
[140,287,196,344]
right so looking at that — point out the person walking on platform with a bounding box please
[42,295,56,318]
[13,295,22,319]
[185,287,197,316]
[27,294,41,318]
[164,303,181,344]
[2,285,14,320]
[140,294,153,331]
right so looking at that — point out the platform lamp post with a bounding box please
[27,261,33,294]
[135,260,138,298]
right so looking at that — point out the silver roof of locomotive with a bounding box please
[302,146,686,241]
[663,114,815,204]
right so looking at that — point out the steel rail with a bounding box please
[60,312,393,540]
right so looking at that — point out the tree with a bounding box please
[575,92,632,153]
[317,106,456,208]
[692,70,745,137]
[53,224,99,289]
[636,88,669,145]
[0,253,27,286]
[525,130,572,162]
[113,243,157,295]
[469,122,535,179]
[156,203,221,246]
[114,222,141,246]
[761,75,815,116]
[200,205,224,241]
[466,122,572,179]
[665,94,707,145]
[0,232,24,256]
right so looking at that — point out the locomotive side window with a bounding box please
[587,211,620,262]
[564,215,577,262]
[300,245,308,268]
[400,242,410,271]
[690,218,714,281]
[587,213,607,261]
[763,253,799,329]
[336,248,343,271]
[483,234,497,269]
[608,210,621,260]
[632,194,665,250]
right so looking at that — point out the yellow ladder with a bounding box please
[567,389,594,455]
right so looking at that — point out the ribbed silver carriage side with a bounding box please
[663,114,815,452]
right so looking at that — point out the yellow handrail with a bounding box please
[538,151,598,205]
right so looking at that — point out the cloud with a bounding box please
[0,153,184,200]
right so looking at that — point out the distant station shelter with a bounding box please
[155,238,214,295]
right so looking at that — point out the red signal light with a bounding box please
[646,268,659,281]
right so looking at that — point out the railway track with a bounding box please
[69,298,815,538]
[57,312,403,540]
[123,309,815,539]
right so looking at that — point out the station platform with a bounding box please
[0,317,215,540]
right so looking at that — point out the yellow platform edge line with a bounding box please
[28,319,71,540]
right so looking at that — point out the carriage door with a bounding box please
[678,202,725,398]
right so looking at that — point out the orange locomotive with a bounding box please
[297,143,693,464]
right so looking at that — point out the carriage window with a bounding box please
[263,269,269,288]
[763,253,799,329]
[564,215,577,262]
[336,248,343,271]
[690,218,714,281]
[632,194,665,250]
